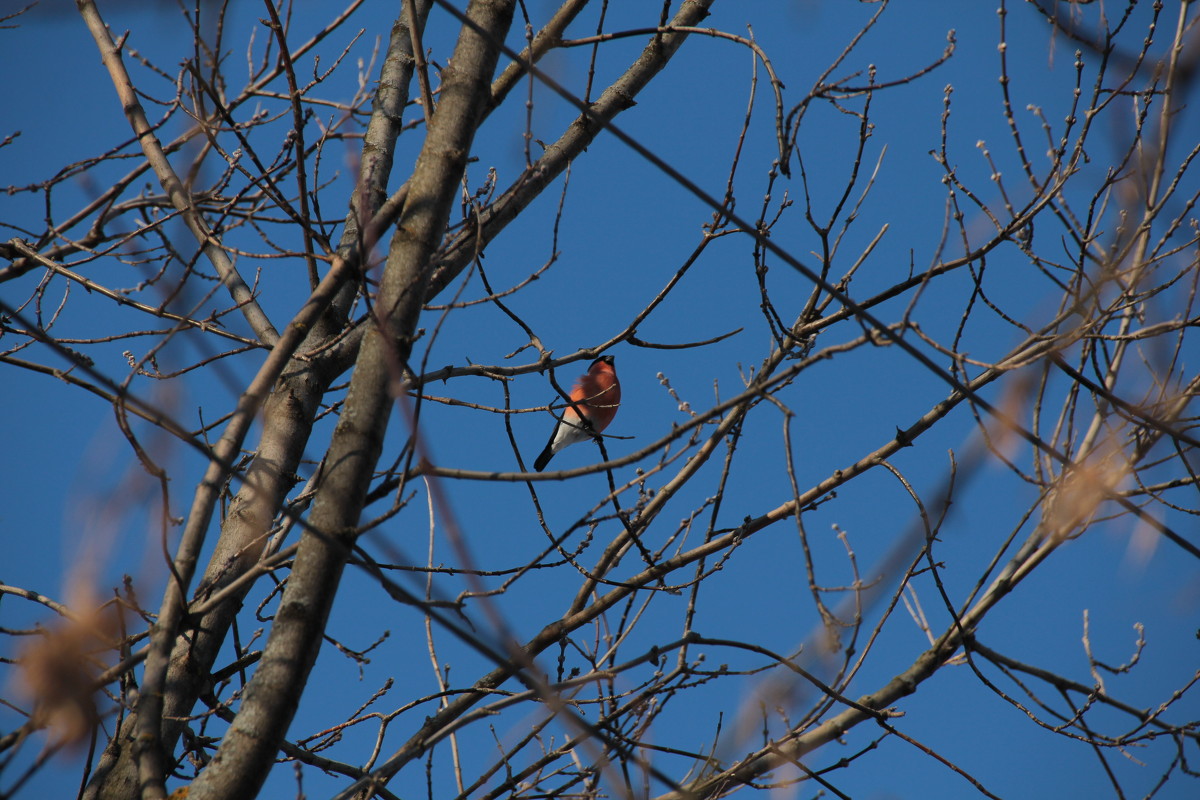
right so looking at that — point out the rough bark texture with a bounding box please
[83,8,430,799]
[184,2,515,797]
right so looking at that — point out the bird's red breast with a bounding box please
[565,356,621,431]
[533,354,621,471]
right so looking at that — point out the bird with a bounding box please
[534,355,621,471]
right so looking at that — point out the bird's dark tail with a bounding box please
[534,445,554,472]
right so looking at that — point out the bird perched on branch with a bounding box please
[534,355,621,471]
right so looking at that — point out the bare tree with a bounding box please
[2,1,1198,799]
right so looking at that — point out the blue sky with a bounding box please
[2,1,1198,799]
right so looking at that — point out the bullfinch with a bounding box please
[533,355,621,471]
